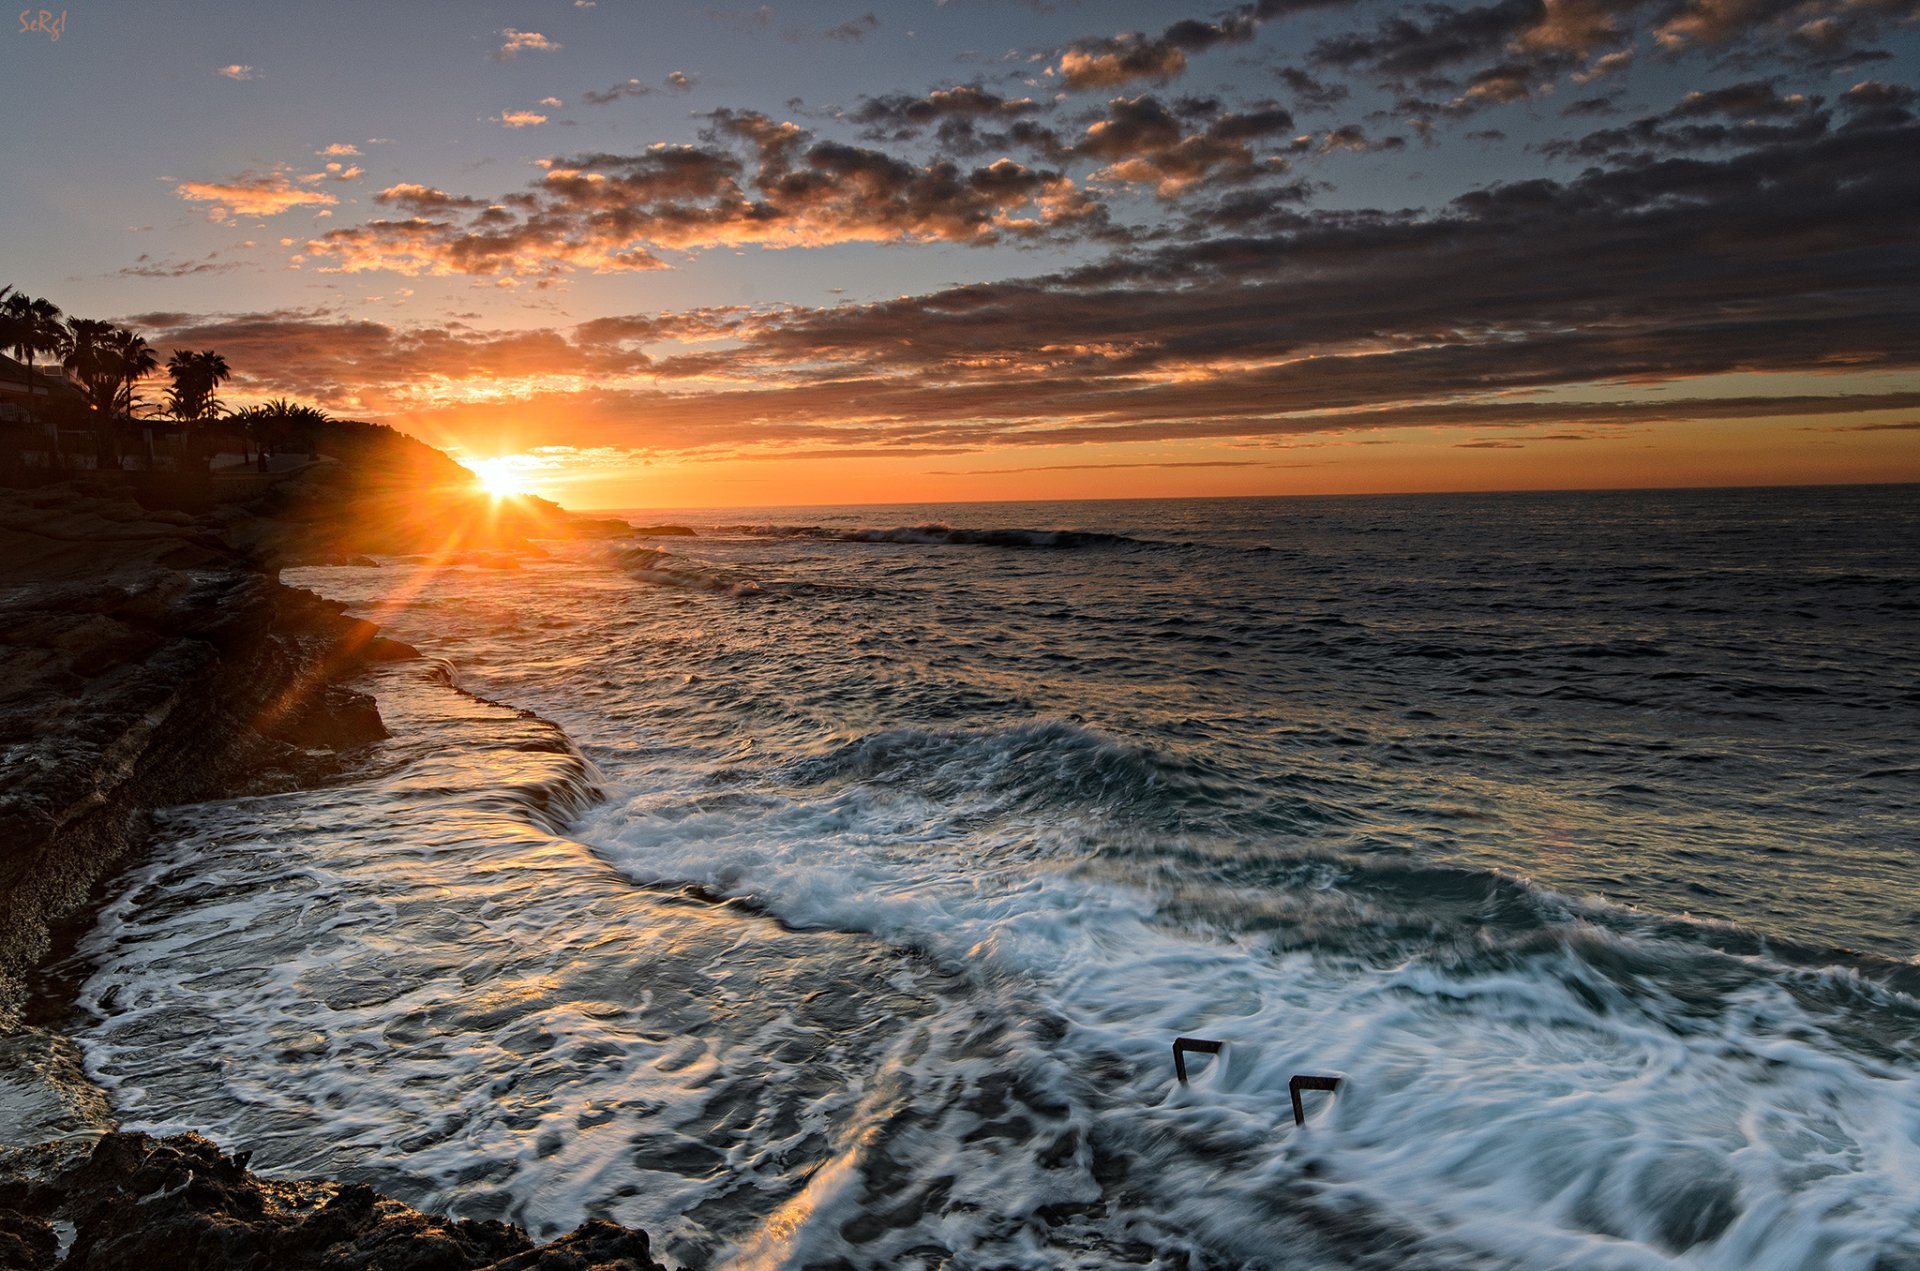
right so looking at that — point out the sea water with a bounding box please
[63,487,1920,1268]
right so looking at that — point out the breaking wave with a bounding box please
[722,522,1157,550]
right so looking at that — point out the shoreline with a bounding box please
[0,473,662,1268]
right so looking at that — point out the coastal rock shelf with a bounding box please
[0,1131,665,1270]
[0,485,395,1034]
[0,465,669,1267]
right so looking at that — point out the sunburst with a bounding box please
[468,456,530,498]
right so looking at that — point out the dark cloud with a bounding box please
[849,85,1046,144]
[1292,0,1916,130]
[1058,10,1261,90]
[583,71,697,107]
[1650,0,1919,61]
[308,112,1114,273]
[1310,0,1550,80]
[926,460,1282,474]
[582,78,653,106]
[1839,78,1918,127]
[1670,80,1819,119]
[1072,95,1296,194]
[118,254,242,278]
[1541,80,1830,160]
[707,6,772,33]
[1276,67,1351,112]
[246,116,1920,461]
[1318,124,1407,153]
[818,14,880,43]
[1562,92,1624,116]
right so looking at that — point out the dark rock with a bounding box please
[367,636,423,662]
[0,1132,664,1271]
[264,684,391,750]
[0,486,396,1031]
[624,525,696,537]
[0,1206,57,1270]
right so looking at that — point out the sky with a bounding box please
[3,0,1916,508]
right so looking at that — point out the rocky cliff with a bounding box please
[0,485,402,1034]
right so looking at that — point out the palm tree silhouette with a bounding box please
[3,291,70,465]
[63,320,159,469]
[166,349,232,469]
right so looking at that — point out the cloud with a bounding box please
[319,143,362,156]
[176,168,340,218]
[1077,95,1297,196]
[926,460,1280,474]
[584,78,652,106]
[1276,67,1350,111]
[1672,80,1817,119]
[1317,124,1407,153]
[1298,0,1916,129]
[216,64,258,80]
[708,6,772,32]
[1056,9,1274,91]
[820,14,880,42]
[849,85,1050,152]
[498,110,551,128]
[118,254,242,278]
[1572,49,1634,82]
[304,111,1115,275]
[584,71,696,106]
[1541,80,1831,161]
[177,113,1920,466]
[853,84,1043,129]
[375,184,490,215]
[1839,79,1918,127]
[1562,92,1623,116]
[494,28,561,61]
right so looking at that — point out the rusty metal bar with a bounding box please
[1289,1074,1341,1125]
[1172,1036,1222,1084]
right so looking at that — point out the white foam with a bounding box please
[572,719,1920,1269]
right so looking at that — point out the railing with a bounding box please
[1172,1036,1344,1126]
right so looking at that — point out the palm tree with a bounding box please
[3,291,69,464]
[286,401,330,459]
[109,330,160,417]
[236,397,329,463]
[63,320,157,469]
[166,349,231,469]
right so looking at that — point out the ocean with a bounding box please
[59,486,1920,1268]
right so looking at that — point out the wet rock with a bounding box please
[0,1132,664,1271]
[0,485,394,1032]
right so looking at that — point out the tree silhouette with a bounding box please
[234,397,330,462]
[166,349,232,468]
[64,320,159,469]
[3,291,70,465]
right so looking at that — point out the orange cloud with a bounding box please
[176,168,339,217]
[495,28,561,60]
[304,115,1110,276]
[1059,43,1186,90]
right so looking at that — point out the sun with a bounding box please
[468,456,530,498]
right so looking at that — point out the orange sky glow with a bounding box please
[9,0,1917,508]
